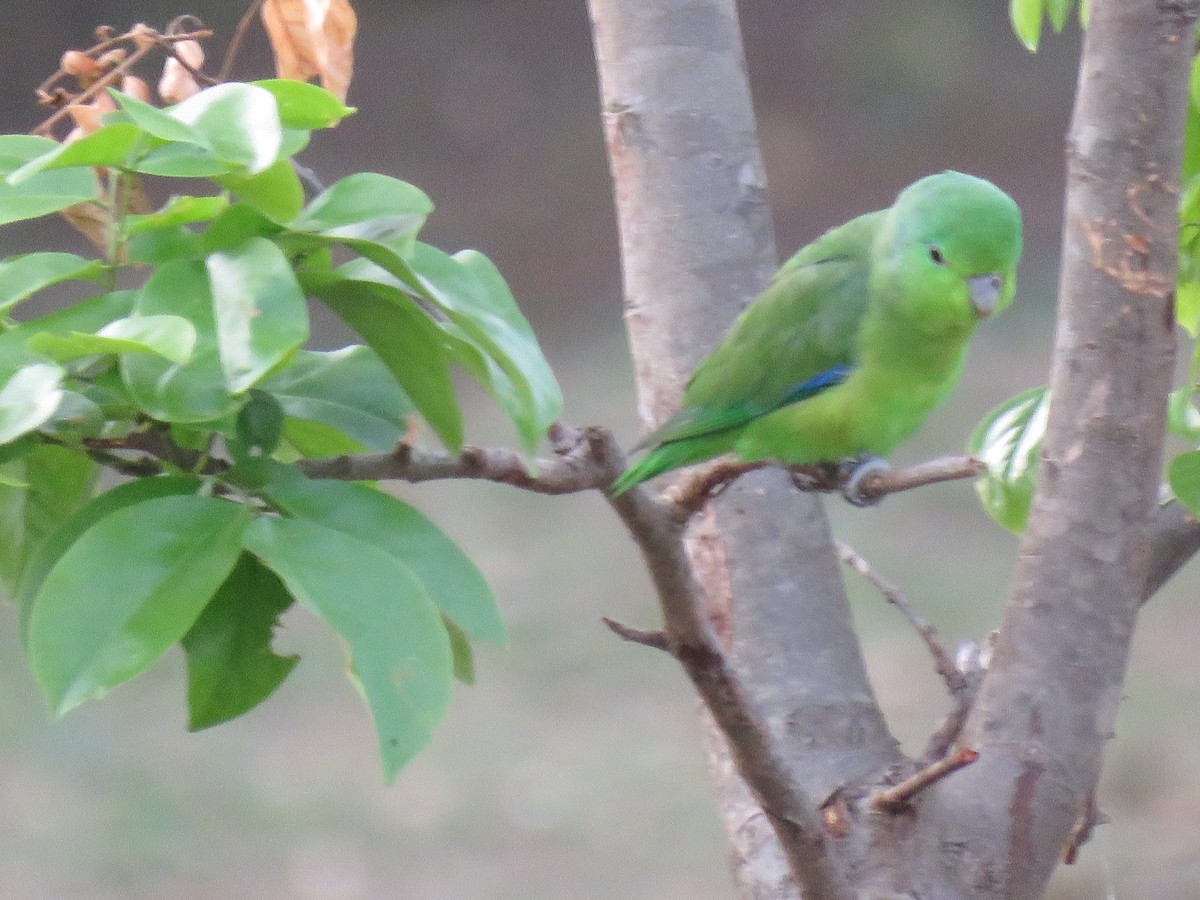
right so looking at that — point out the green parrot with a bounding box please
[611,171,1022,499]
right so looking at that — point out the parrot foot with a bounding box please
[840,456,890,507]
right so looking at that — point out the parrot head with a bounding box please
[875,171,1023,333]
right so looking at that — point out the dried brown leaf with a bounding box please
[158,40,205,104]
[61,50,102,82]
[120,75,152,104]
[261,0,357,102]
[66,92,118,137]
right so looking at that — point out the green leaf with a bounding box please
[1169,450,1200,517]
[203,203,284,254]
[235,389,285,455]
[1046,0,1073,32]
[206,236,309,393]
[39,391,105,440]
[127,224,206,264]
[410,244,562,452]
[133,143,232,178]
[122,262,240,423]
[259,347,413,452]
[0,290,134,374]
[1168,387,1200,440]
[242,515,453,781]
[7,124,142,184]
[181,552,298,730]
[111,88,208,146]
[1177,281,1200,339]
[302,272,463,451]
[27,314,197,365]
[290,173,433,242]
[252,80,356,129]
[126,195,229,236]
[444,616,475,685]
[0,363,65,444]
[0,134,98,225]
[0,442,97,602]
[170,83,283,175]
[28,494,251,715]
[16,474,201,646]
[265,478,505,643]
[1010,0,1044,51]
[0,252,106,315]
[215,158,305,223]
[967,386,1049,533]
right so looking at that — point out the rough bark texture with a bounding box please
[915,1,1198,897]
[587,0,899,896]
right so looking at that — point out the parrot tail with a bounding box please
[609,434,736,496]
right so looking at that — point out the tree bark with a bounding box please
[916,1,1198,896]
[587,1,898,896]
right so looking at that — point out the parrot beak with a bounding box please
[968,274,1004,318]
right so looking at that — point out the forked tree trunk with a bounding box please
[587,0,1197,897]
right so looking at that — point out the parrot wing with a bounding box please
[633,249,872,451]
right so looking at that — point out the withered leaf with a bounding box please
[261,0,357,104]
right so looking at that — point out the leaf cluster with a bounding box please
[0,79,561,780]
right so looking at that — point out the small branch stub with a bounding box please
[872,747,980,813]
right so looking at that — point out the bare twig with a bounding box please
[872,747,979,812]
[835,540,966,696]
[601,616,671,652]
[1063,791,1108,864]
[219,0,268,81]
[669,455,986,519]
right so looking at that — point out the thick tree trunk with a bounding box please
[587,0,1197,897]
[587,1,898,896]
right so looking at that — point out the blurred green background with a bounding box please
[1,1,1197,898]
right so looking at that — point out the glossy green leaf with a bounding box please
[1046,0,1073,32]
[170,83,283,175]
[0,442,97,602]
[968,386,1048,533]
[1168,387,1200,440]
[16,474,201,646]
[252,80,356,129]
[282,418,365,457]
[127,224,206,264]
[0,135,98,225]
[121,263,240,423]
[203,203,284,254]
[7,124,142,184]
[1169,450,1200,517]
[111,88,208,146]
[410,244,562,452]
[27,314,197,365]
[1010,0,1043,51]
[0,363,65,444]
[259,347,413,452]
[28,494,251,715]
[1177,281,1200,339]
[206,236,309,393]
[181,552,298,730]
[265,478,504,643]
[302,271,463,450]
[0,252,106,314]
[39,391,104,440]
[243,515,453,781]
[0,290,134,375]
[133,143,233,178]
[126,196,229,236]
[235,389,285,455]
[290,173,432,242]
[215,158,305,223]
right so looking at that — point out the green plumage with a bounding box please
[611,171,1023,495]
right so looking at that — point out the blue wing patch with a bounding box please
[781,364,853,406]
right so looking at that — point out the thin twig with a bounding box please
[871,747,979,812]
[835,540,966,696]
[219,0,268,82]
[601,616,671,652]
[669,455,986,519]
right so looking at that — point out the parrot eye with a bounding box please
[928,246,946,265]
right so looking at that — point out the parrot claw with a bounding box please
[840,456,890,507]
